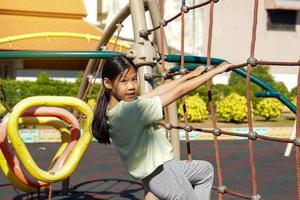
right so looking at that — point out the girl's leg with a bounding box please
[142,159,198,200]
[178,160,214,200]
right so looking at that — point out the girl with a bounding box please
[92,55,230,200]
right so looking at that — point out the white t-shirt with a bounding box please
[107,96,174,179]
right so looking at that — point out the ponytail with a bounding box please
[91,55,137,145]
[92,90,111,144]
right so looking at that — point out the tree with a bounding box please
[228,65,288,106]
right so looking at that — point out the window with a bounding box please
[267,9,297,31]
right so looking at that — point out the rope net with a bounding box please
[146,0,300,199]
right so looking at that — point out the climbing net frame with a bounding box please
[144,0,300,199]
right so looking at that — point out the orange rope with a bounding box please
[206,1,224,200]
[246,0,260,196]
[180,3,193,161]
[158,0,171,139]
[296,66,300,199]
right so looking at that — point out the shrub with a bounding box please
[216,93,248,123]
[255,98,283,120]
[292,96,297,105]
[228,65,288,106]
[1,72,101,107]
[87,99,96,110]
[0,103,7,117]
[290,86,297,99]
[178,94,208,122]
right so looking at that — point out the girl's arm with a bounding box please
[158,62,231,107]
[141,66,206,99]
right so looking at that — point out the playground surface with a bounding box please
[0,140,296,200]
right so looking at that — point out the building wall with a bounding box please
[202,0,300,64]
[202,0,300,90]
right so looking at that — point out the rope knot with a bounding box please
[87,74,94,83]
[160,20,167,27]
[139,30,150,38]
[164,123,172,130]
[179,68,188,75]
[247,57,257,67]
[161,71,168,79]
[294,138,300,147]
[184,124,193,132]
[181,6,189,13]
[251,194,262,200]
[248,131,258,140]
[116,23,123,32]
[212,128,222,136]
[217,185,227,193]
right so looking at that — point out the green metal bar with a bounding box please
[168,54,296,114]
[164,54,225,65]
[255,91,279,98]
[0,51,123,59]
[234,68,296,113]
[169,64,200,73]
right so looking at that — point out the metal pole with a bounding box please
[128,0,156,93]
[129,0,159,199]
[147,0,181,160]
[77,4,131,100]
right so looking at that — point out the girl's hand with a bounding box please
[214,62,232,74]
[186,66,206,79]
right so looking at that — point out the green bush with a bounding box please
[290,87,297,99]
[255,98,282,120]
[0,103,8,117]
[1,72,101,107]
[87,98,96,110]
[189,83,232,103]
[216,93,248,123]
[178,94,208,122]
[291,96,297,106]
[228,66,288,106]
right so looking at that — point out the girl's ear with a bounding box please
[103,77,113,90]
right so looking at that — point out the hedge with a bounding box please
[0,72,101,107]
[177,94,208,122]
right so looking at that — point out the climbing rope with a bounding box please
[146,0,300,199]
[205,1,224,199]
[246,0,259,197]
[180,0,193,161]
[296,67,300,199]
[158,0,171,139]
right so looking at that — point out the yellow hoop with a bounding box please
[7,96,93,182]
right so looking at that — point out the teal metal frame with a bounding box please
[0,51,295,113]
[0,51,123,59]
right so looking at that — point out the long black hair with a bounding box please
[92,55,136,144]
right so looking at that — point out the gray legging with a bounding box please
[142,159,214,200]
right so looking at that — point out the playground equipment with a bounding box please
[0,0,299,199]
[0,96,93,193]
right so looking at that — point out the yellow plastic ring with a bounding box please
[7,96,93,182]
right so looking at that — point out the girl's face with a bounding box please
[110,66,138,102]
